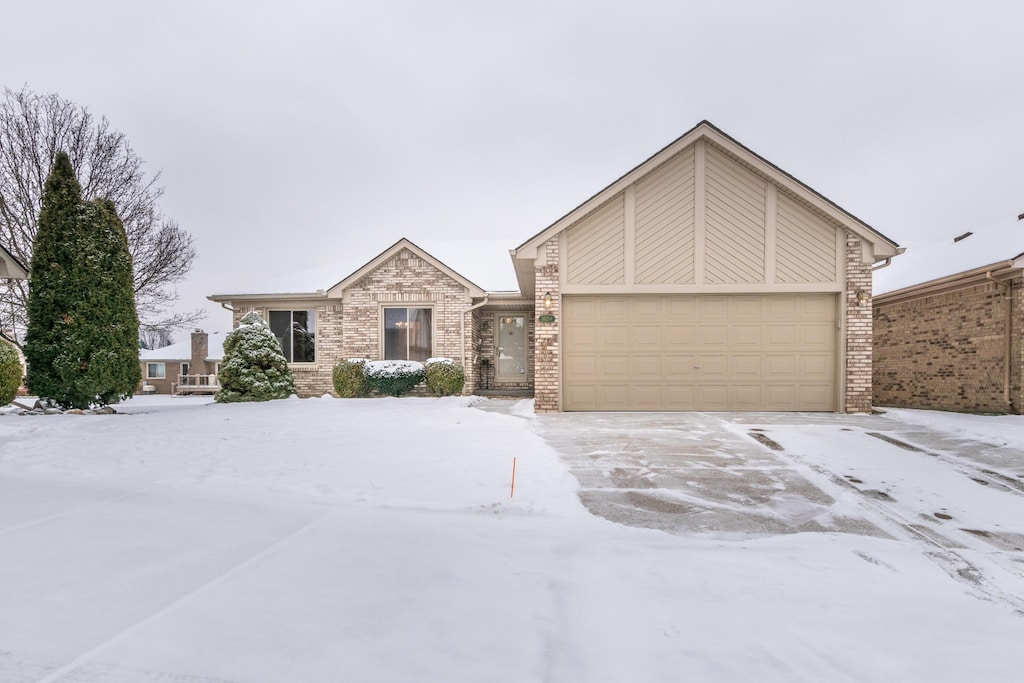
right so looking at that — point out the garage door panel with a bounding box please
[664,356,695,378]
[563,294,836,411]
[633,355,663,377]
[633,325,661,348]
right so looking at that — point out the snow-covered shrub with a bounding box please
[215,311,295,403]
[333,358,370,398]
[424,357,464,397]
[0,340,22,405]
[364,360,424,397]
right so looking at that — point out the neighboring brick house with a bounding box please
[210,121,900,412]
[873,216,1024,413]
[139,330,224,395]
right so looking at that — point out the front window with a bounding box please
[269,310,316,362]
[146,362,165,380]
[384,307,432,361]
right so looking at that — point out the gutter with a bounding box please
[460,296,490,373]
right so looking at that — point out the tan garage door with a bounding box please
[563,294,836,411]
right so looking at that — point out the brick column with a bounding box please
[534,237,560,413]
[845,232,873,413]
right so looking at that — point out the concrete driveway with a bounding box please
[530,409,1024,610]
[535,410,1024,534]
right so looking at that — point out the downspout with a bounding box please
[986,271,1013,407]
[460,295,490,375]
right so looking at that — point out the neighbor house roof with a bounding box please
[874,216,1024,298]
[511,120,902,294]
[0,244,28,279]
[139,332,225,362]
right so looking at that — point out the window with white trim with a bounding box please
[146,362,166,380]
[269,310,316,362]
[384,307,432,361]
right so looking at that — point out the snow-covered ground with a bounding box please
[1,396,1023,682]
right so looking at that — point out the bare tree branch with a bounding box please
[0,86,198,338]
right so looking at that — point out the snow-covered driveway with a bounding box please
[1,396,1023,682]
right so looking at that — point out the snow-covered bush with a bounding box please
[333,358,371,398]
[424,357,464,397]
[215,311,295,403]
[0,340,22,405]
[364,360,424,397]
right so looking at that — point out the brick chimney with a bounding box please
[190,329,209,375]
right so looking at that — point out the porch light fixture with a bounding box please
[855,289,868,307]
[542,292,553,310]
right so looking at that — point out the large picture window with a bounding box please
[146,362,165,380]
[269,310,316,363]
[384,307,432,361]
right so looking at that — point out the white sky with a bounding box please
[3,1,1023,335]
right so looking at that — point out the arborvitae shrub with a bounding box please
[364,360,424,397]
[215,311,295,403]
[0,341,21,405]
[424,358,464,397]
[333,358,371,397]
[24,153,140,408]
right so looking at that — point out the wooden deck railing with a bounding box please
[174,374,220,394]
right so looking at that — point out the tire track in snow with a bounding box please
[35,509,333,683]
[721,418,1024,614]
[0,491,144,535]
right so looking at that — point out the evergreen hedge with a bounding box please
[333,358,371,397]
[364,360,424,397]
[424,358,465,396]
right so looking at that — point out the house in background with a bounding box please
[210,121,900,412]
[0,243,28,280]
[139,329,224,395]
[873,215,1024,414]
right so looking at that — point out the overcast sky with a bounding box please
[4,0,1022,336]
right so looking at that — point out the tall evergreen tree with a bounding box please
[24,152,140,408]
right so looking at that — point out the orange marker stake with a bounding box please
[510,457,517,499]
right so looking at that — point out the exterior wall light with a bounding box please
[542,292,553,310]
[855,289,868,307]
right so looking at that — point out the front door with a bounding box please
[496,314,527,381]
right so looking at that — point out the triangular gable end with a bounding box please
[0,244,28,279]
[512,121,900,288]
[326,238,486,298]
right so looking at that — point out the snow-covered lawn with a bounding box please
[1,396,1022,682]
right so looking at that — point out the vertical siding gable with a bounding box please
[634,146,696,284]
[704,144,766,284]
[775,192,838,283]
[566,194,626,284]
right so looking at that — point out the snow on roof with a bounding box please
[140,331,225,361]
[221,238,521,296]
[874,216,1024,295]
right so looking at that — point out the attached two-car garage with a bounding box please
[562,294,837,411]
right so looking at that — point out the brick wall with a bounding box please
[874,276,1021,413]
[225,253,476,399]
[341,249,474,394]
[845,232,873,413]
[534,237,560,412]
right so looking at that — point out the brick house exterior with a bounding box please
[210,121,899,412]
[139,330,224,395]
[873,218,1024,414]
